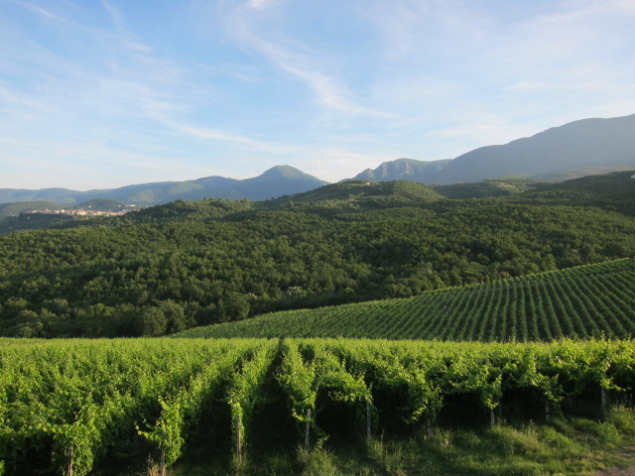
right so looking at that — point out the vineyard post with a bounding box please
[601,387,608,418]
[160,429,166,476]
[366,400,372,442]
[66,446,73,476]
[159,452,165,476]
[235,413,242,460]
[304,408,311,449]
[146,454,153,476]
[426,418,433,438]
[490,409,496,428]
[545,399,551,423]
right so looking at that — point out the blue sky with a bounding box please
[1,0,634,190]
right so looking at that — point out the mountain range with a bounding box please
[0,165,327,206]
[355,113,635,184]
[1,113,634,206]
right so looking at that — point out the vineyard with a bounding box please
[177,259,635,341]
[1,337,635,475]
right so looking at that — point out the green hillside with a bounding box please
[524,170,635,216]
[1,172,634,338]
[433,178,542,199]
[269,179,444,207]
[176,259,635,341]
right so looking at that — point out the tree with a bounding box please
[138,307,168,336]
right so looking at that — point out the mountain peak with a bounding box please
[259,165,317,180]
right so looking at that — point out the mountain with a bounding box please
[354,158,451,182]
[3,113,633,206]
[0,165,328,206]
[233,165,330,200]
[353,114,635,184]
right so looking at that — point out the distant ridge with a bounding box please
[354,114,635,184]
[0,165,328,206]
[3,113,635,205]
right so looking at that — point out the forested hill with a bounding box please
[0,171,633,338]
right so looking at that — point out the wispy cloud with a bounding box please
[0,1,270,141]
[224,0,393,117]
[1,0,634,188]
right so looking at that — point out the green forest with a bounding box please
[0,172,634,338]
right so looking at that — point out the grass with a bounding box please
[133,405,635,475]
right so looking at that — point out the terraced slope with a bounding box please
[176,259,635,341]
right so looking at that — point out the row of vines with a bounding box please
[179,258,635,340]
[1,338,634,475]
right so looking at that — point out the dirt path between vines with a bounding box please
[599,446,635,475]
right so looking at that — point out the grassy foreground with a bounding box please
[158,406,635,475]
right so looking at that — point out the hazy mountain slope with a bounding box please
[234,165,329,200]
[0,166,327,206]
[0,188,81,205]
[435,114,635,183]
[351,114,635,184]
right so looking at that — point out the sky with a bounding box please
[1,0,635,190]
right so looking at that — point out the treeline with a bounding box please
[0,177,634,338]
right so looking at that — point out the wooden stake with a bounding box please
[235,414,242,459]
[545,399,551,423]
[159,450,165,476]
[366,401,372,442]
[304,408,311,449]
[426,418,433,438]
[490,409,496,427]
[146,454,153,476]
[67,445,73,476]
[601,387,608,418]
[160,428,167,476]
